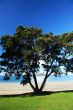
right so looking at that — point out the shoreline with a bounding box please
[0,81,73,95]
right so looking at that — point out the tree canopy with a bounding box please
[0,26,73,94]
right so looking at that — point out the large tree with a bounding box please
[0,26,73,94]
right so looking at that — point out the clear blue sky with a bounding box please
[0,0,73,36]
[0,0,73,75]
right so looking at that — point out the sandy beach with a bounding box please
[0,81,73,95]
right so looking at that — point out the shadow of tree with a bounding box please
[0,90,73,98]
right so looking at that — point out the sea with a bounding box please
[0,75,73,83]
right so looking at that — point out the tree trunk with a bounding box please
[29,81,36,92]
[29,81,42,94]
[33,89,42,95]
[40,71,52,91]
[32,72,39,90]
[26,71,39,93]
[40,75,47,91]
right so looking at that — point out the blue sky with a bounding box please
[0,0,73,54]
[0,0,73,75]
[0,0,73,36]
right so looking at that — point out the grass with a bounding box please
[0,92,73,110]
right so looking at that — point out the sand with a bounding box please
[0,81,73,95]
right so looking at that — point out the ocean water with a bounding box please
[48,75,73,82]
[0,75,22,83]
[0,75,73,83]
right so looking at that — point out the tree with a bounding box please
[36,33,73,91]
[0,26,73,94]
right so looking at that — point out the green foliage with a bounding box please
[0,25,73,93]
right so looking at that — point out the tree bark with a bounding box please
[40,60,54,91]
[29,81,36,92]
[40,74,47,91]
[25,71,37,92]
[32,72,39,90]
[40,71,53,91]
[29,81,42,94]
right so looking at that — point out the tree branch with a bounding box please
[40,59,55,91]
[32,71,39,90]
[29,80,36,91]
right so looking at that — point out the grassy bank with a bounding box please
[0,92,73,110]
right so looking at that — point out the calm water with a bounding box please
[0,75,73,83]
[0,76,22,83]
